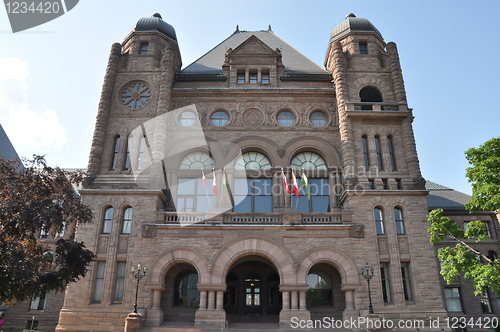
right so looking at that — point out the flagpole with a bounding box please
[219,168,224,208]
[201,169,211,210]
[281,168,287,210]
[293,169,299,210]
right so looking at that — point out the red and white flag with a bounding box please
[201,169,207,188]
[212,171,218,198]
[290,169,300,198]
[282,171,289,192]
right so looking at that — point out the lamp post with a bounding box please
[131,263,147,314]
[360,262,374,314]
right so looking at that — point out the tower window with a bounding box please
[362,135,370,170]
[249,70,257,84]
[237,70,245,84]
[444,288,462,312]
[359,42,368,54]
[394,207,404,234]
[380,263,391,303]
[374,207,384,235]
[139,42,149,54]
[375,135,383,170]
[360,87,383,103]
[387,135,397,171]
[111,136,120,170]
[261,70,270,84]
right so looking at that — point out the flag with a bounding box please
[282,171,291,193]
[222,171,229,196]
[290,169,300,198]
[301,172,310,199]
[201,169,207,188]
[212,171,218,198]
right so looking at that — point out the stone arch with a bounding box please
[297,247,360,286]
[148,247,210,284]
[282,136,342,168]
[211,236,295,284]
[350,76,395,102]
[229,136,280,167]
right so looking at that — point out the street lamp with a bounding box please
[131,263,147,314]
[360,262,374,314]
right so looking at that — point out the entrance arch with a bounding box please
[224,257,282,318]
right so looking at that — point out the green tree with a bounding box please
[464,137,500,213]
[0,156,95,304]
[428,209,500,294]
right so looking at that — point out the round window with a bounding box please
[310,111,327,127]
[210,111,229,127]
[121,82,152,110]
[277,111,295,127]
[180,111,197,126]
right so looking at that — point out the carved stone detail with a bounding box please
[142,223,156,238]
[349,224,364,238]
[242,108,265,127]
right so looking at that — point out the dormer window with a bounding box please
[139,42,149,54]
[359,42,368,54]
[237,70,245,84]
[261,70,270,84]
[249,70,258,84]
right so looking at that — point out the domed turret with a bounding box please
[330,13,382,42]
[132,13,177,41]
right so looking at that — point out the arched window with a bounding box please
[102,207,113,234]
[307,270,333,306]
[179,152,215,170]
[374,207,384,235]
[137,136,146,170]
[122,207,133,234]
[362,135,370,170]
[387,135,397,171]
[174,270,199,306]
[360,86,383,102]
[235,152,271,170]
[111,135,120,170]
[123,135,132,170]
[374,135,383,170]
[290,152,327,170]
[394,207,404,234]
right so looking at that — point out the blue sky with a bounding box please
[1,0,499,195]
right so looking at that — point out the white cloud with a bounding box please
[0,58,68,150]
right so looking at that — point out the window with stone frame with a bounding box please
[110,135,120,170]
[233,178,272,213]
[92,261,106,303]
[375,135,383,170]
[102,207,113,234]
[362,135,370,170]
[394,207,405,235]
[121,207,133,234]
[177,177,214,212]
[30,292,47,310]
[374,207,385,235]
[139,42,149,54]
[401,263,412,301]
[359,42,368,54]
[380,263,391,303]
[444,287,463,312]
[113,262,127,304]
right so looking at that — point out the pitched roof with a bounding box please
[180,30,329,76]
[425,180,471,210]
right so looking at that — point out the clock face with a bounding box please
[121,82,151,110]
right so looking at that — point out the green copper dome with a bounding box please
[330,13,383,42]
[133,13,177,41]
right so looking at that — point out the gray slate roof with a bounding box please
[0,124,20,162]
[180,30,329,76]
[426,180,471,210]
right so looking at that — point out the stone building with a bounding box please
[55,13,452,331]
[427,182,500,327]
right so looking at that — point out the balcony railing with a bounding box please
[159,211,347,225]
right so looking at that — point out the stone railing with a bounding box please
[159,211,348,226]
[346,102,407,112]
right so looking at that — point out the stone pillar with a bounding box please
[124,313,143,332]
[195,284,227,328]
[144,284,164,327]
[216,291,224,310]
[199,290,207,310]
[299,290,307,310]
[341,284,360,322]
[86,43,122,182]
[207,291,215,310]
[279,285,310,328]
[291,291,298,310]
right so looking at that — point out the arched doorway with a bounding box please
[161,263,200,323]
[307,263,345,321]
[224,257,282,320]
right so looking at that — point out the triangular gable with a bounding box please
[229,35,278,56]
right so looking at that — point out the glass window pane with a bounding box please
[253,179,272,196]
[234,195,251,212]
[312,196,329,213]
[211,111,229,127]
[181,111,196,126]
[178,179,195,195]
[277,111,295,126]
[254,196,272,213]
[310,111,326,127]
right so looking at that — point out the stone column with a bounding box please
[145,284,164,327]
[341,284,360,322]
[199,291,207,310]
[216,291,224,310]
[299,290,307,310]
[207,291,215,310]
[291,291,298,310]
[282,291,290,310]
